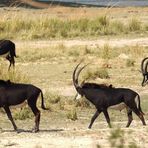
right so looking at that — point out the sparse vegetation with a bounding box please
[14,107,33,120]
[75,98,91,108]
[126,59,135,67]
[0,64,29,83]
[109,128,125,148]
[0,10,147,40]
[83,68,109,80]
[128,18,142,32]
[108,128,139,148]
[66,107,78,121]
[101,43,112,59]
[47,93,61,104]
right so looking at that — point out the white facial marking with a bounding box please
[75,94,82,100]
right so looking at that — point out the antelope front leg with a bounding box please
[3,106,18,132]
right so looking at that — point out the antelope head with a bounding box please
[141,57,148,86]
[72,62,89,98]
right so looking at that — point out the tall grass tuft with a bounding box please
[128,18,142,32]
[75,98,91,108]
[101,43,111,59]
[109,128,125,148]
[66,107,78,121]
[45,92,61,104]
[108,128,138,148]
[14,107,33,120]
[126,59,135,67]
[0,65,29,83]
[109,20,125,34]
[83,68,109,80]
[0,13,146,40]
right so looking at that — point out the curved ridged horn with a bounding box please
[144,60,148,74]
[73,62,82,88]
[141,57,148,74]
[73,62,89,89]
[142,61,148,86]
[75,63,90,86]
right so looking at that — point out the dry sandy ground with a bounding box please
[1,121,148,148]
[0,131,98,148]
[15,37,148,96]
[0,37,148,148]
[16,37,148,49]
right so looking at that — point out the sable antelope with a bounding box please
[141,57,148,86]
[0,40,17,70]
[73,62,146,128]
[0,80,48,133]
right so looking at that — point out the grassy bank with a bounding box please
[0,7,148,40]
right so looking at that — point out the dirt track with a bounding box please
[16,37,148,48]
[1,121,148,148]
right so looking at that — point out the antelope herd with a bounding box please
[0,39,147,132]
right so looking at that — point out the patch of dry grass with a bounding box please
[0,7,147,40]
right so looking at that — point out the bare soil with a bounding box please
[1,117,148,148]
[16,37,148,49]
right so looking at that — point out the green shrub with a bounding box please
[68,49,80,57]
[45,92,61,104]
[126,59,135,67]
[0,65,29,83]
[109,128,125,148]
[145,25,148,31]
[101,43,112,59]
[83,68,109,80]
[58,101,65,110]
[0,13,146,40]
[108,128,138,148]
[98,15,109,27]
[96,145,101,148]
[84,46,93,55]
[128,18,141,32]
[128,142,138,148]
[109,21,125,34]
[66,108,78,121]
[14,107,33,120]
[75,98,91,108]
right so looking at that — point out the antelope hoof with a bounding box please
[32,127,39,133]
[16,129,24,133]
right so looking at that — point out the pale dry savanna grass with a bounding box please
[0,7,148,40]
[0,40,146,120]
[14,40,148,89]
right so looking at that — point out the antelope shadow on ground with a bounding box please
[1,128,64,133]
